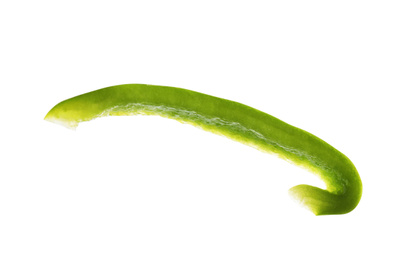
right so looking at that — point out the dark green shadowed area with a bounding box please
[44,84,362,215]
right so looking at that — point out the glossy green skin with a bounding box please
[45,84,362,215]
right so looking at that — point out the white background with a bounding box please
[1,1,406,259]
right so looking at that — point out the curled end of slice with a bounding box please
[289,184,362,216]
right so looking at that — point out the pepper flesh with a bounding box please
[44,84,362,215]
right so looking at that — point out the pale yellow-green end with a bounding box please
[44,113,79,130]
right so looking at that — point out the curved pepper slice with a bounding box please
[45,84,362,215]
